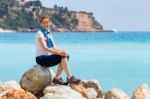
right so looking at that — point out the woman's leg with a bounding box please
[55,64,63,78]
[61,57,71,78]
[54,56,81,84]
[55,56,71,78]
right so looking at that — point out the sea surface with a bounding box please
[0,31,150,96]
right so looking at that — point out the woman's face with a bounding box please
[41,18,51,30]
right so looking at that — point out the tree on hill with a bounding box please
[24,0,42,7]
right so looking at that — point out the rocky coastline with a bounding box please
[0,65,150,99]
[0,28,115,33]
[0,28,15,32]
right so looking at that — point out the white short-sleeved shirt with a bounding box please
[35,30,55,57]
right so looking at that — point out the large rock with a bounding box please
[70,83,94,99]
[20,65,53,93]
[81,80,103,98]
[0,80,21,93]
[1,90,37,99]
[0,80,36,99]
[132,83,150,99]
[86,88,97,99]
[70,80,103,99]
[105,88,130,99]
[43,85,68,95]
[0,80,22,97]
[41,85,86,99]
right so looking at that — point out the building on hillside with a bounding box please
[16,0,26,6]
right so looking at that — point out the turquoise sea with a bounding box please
[0,31,150,96]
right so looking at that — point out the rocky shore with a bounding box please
[0,28,115,33]
[1,65,149,99]
[0,28,14,32]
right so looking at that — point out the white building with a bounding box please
[16,0,26,6]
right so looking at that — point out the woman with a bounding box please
[35,15,80,85]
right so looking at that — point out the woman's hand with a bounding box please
[60,50,68,57]
[38,37,69,56]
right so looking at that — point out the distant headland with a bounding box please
[0,0,114,32]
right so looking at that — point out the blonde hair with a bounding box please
[40,15,52,25]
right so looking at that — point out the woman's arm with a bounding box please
[53,45,69,56]
[38,37,68,56]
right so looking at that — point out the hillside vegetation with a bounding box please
[0,0,103,32]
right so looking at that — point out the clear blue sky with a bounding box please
[33,0,150,31]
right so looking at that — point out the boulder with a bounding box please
[0,80,22,97]
[81,80,103,98]
[105,88,130,99]
[43,85,68,95]
[70,80,103,99]
[132,83,150,99]
[86,88,97,99]
[0,80,36,99]
[0,80,21,93]
[20,65,53,93]
[1,90,37,99]
[41,85,86,99]
[70,83,93,99]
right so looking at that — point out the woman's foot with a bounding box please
[53,77,68,85]
[67,76,81,84]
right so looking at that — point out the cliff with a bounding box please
[0,0,106,32]
[75,12,103,32]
